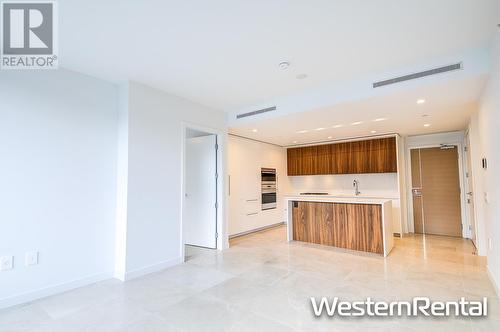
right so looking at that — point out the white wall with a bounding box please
[468,114,487,255]
[469,31,500,292]
[406,131,465,148]
[0,70,118,308]
[228,135,290,236]
[115,81,227,280]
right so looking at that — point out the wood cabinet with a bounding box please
[292,201,384,254]
[287,137,397,175]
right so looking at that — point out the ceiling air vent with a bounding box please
[236,106,276,119]
[373,63,462,88]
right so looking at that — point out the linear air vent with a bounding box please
[373,63,462,88]
[236,106,276,119]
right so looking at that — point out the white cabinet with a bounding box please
[228,136,290,236]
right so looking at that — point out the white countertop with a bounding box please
[283,194,392,205]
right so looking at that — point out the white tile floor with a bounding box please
[1,226,498,331]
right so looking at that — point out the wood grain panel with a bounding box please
[333,142,351,174]
[301,146,317,175]
[381,137,398,173]
[410,149,421,187]
[286,137,397,175]
[350,140,365,173]
[410,149,424,233]
[420,147,462,237]
[292,201,384,254]
[316,144,333,174]
[286,148,301,176]
[412,196,424,233]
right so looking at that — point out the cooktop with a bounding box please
[299,192,329,195]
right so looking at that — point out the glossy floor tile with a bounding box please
[1,226,498,331]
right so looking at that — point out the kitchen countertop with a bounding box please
[283,194,392,205]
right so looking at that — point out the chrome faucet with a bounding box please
[353,179,361,196]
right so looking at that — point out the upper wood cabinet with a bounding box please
[287,137,397,175]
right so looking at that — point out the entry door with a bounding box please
[464,133,477,246]
[185,135,217,249]
[410,146,462,237]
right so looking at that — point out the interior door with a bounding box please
[185,135,217,249]
[465,133,477,247]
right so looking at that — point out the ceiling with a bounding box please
[229,74,486,146]
[59,0,499,112]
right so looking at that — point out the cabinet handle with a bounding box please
[246,199,258,202]
[246,212,258,216]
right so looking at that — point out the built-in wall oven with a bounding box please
[261,168,277,210]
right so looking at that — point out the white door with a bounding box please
[184,135,217,249]
[465,132,477,247]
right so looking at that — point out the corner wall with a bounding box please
[469,31,500,291]
[0,70,118,308]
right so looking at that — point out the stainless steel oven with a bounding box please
[261,168,277,210]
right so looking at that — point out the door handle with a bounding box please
[466,192,473,196]
[412,188,422,196]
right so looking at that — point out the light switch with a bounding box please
[0,256,13,271]
[25,251,39,266]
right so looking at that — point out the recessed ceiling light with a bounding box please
[417,99,426,104]
[424,124,431,127]
[278,61,290,70]
[327,136,333,139]
[297,130,308,134]
[292,140,298,144]
[251,129,258,132]
[373,118,386,122]
[315,127,325,131]
[370,130,377,134]
[351,121,363,126]
[296,73,308,80]
[332,124,343,128]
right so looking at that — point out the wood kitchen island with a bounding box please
[285,195,394,256]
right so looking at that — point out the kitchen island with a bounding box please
[284,195,394,256]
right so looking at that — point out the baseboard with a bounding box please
[123,256,183,281]
[229,222,285,239]
[0,271,113,310]
[487,265,500,298]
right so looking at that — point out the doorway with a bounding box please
[410,146,462,237]
[183,128,218,256]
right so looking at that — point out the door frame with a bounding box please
[180,122,227,262]
[405,140,469,238]
[464,129,478,247]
